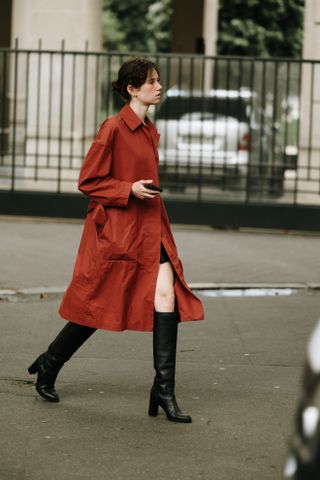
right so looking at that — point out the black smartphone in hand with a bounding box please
[143,183,163,192]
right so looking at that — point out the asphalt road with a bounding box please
[1,216,320,479]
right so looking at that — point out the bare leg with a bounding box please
[154,261,175,312]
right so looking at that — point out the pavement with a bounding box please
[2,216,320,480]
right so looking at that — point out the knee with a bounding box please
[154,288,175,312]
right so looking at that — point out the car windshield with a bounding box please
[156,96,250,122]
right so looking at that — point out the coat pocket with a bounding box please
[92,203,108,237]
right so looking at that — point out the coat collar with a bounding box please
[119,103,156,132]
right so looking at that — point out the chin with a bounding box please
[147,101,159,107]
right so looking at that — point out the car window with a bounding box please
[156,96,250,122]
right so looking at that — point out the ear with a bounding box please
[127,84,138,98]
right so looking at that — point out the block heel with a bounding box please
[28,356,41,375]
[148,394,159,417]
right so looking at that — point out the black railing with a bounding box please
[0,45,319,209]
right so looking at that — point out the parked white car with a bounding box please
[155,87,287,195]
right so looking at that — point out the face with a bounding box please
[128,69,162,106]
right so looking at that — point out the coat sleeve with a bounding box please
[78,129,132,207]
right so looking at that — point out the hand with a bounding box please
[131,179,161,200]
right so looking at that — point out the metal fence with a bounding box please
[0,45,320,212]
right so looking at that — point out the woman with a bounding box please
[28,57,204,423]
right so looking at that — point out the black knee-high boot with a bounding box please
[28,322,96,402]
[148,311,192,423]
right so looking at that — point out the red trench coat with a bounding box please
[59,103,204,332]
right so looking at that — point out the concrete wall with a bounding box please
[300,0,320,147]
[303,0,320,60]
[297,0,320,204]
[7,0,103,184]
[11,0,101,50]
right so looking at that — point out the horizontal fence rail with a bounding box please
[0,46,320,223]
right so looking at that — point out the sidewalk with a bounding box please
[1,217,320,480]
[2,215,320,292]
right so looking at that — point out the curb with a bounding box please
[1,283,320,302]
[190,282,314,290]
[0,286,67,302]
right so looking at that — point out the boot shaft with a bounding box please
[153,311,179,388]
[48,321,96,363]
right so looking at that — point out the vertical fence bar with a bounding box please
[270,59,279,194]
[161,54,171,173]
[236,58,243,185]
[174,55,183,187]
[0,50,8,165]
[283,60,291,167]
[46,52,53,168]
[222,58,231,190]
[69,53,76,168]
[186,55,194,177]
[94,53,100,133]
[210,57,218,177]
[293,60,303,204]
[245,58,255,203]
[183,57,194,191]
[34,39,42,181]
[283,60,293,200]
[105,53,111,118]
[11,39,19,191]
[258,60,267,198]
[81,42,89,161]
[23,51,30,167]
[153,52,160,123]
[307,62,315,181]
[197,55,206,202]
[92,52,101,151]
[57,40,65,193]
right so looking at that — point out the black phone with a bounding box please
[143,183,163,192]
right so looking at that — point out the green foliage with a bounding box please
[146,0,173,52]
[102,0,172,53]
[102,5,127,51]
[218,0,305,57]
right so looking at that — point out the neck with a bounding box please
[129,99,149,122]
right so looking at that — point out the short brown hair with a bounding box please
[112,57,159,101]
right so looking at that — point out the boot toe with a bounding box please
[36,386,60,403]
[178,415,192,423]
[167,413,192,423]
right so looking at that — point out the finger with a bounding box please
[146,190,160,195]
[143,193,158,198]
